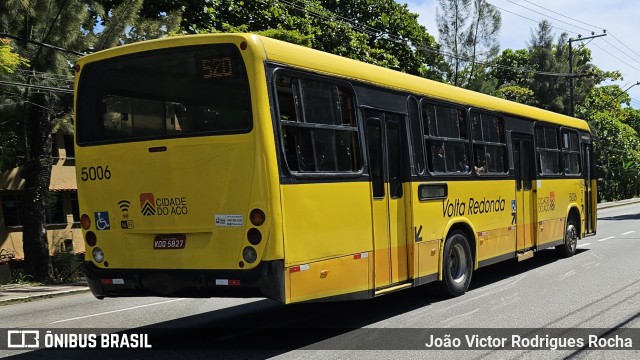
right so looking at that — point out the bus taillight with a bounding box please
[250,209,265,226]
[80,214,91,229]
[247,228,262,245]
[85,231,97,247]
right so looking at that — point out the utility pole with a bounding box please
[569,32,606,117]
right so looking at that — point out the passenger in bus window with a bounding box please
[458,153,470,172]
[475,152,491,173]
[457,110,467,139]
[433,143,445,172]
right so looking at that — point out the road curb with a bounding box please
[597,198,640,210]
[0,287,91,307]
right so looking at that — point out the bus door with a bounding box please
[365,110,409,289]
[583,143,597,235]
[512,134,536,251]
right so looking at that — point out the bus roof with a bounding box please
[76,33,590,132]
[255,35,589,132]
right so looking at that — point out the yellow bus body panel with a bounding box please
[75,34,284,270]
[280,182,373,265]
[287,253,371,303]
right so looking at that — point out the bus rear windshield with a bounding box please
[76,44,251,145]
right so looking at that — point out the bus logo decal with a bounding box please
[140,193,156,216]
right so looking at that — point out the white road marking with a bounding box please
[558,270,576,281]
[50,298,187,324]
[577,243,591,248]
[622,231,636,236]
[597,236,615,242]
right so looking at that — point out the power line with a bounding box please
[501,0,640,84]
[488,2,579,35]
[600,39,640,68]
[591,43,640,73]
[519,0,601,30]
[13,69,74,84]
[277,0,578,78]
[0,80,73,94]
[610,34,640,59]
[491,0,640,109]
[502,0,595,34]
[518,0,640,60]
[0,33,84,56]
[507,1,640,67]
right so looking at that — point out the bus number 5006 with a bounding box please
[81,166,112,181]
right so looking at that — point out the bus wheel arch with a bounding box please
[439,224,475,297]
[556,208,580,258]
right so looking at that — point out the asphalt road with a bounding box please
[2,203,640,359]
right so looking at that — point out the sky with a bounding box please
[400,0,640,108]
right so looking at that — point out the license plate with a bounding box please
[153,234,186,249]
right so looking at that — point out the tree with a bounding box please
[318,0,445,79]
[527,20,562,112]
[0,38,29,170]
[464,0,500,91]
[0,0,94,282]
[0,0,181,282]
[490,48,531,88]
[436,0,472,86]
[577,85,640,201]
[437,0,501,90]
[526,20,610,115]
[87,0,182,51]
[494,85,537,106]
[0,38,29,74]
[165,0,446,80]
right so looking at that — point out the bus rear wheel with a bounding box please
[439,230,473,297]
[556,216,579,258]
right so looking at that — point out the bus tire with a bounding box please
[439,230,473,297]
[556,216,579,258]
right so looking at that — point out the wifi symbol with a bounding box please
[118,200,131,212]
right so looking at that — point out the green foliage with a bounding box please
[494,85,537,106]
[0,39,29,74]
[577,85,640,201]
[8,269,43,286]
[51,249,83,284]
[169,0,445,80]
[491,48,530,88]
[527,20,566,114]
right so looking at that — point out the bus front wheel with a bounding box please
[556,216,579,258]
[439,230,473,297]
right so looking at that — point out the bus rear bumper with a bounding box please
[82,261,285,303]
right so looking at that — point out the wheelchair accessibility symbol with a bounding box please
[94,211,111,230]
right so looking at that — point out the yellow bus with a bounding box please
[74,34,596,303]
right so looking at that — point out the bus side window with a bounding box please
[276,74,361,174]
[471,112,507,175]
[431,142,445,173]
[283,128,299,171]
[561,130,581,175]
[536,125,561,175]
[276,75,299,122]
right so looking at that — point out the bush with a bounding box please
[51,250,84,284]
